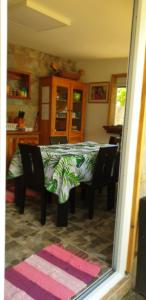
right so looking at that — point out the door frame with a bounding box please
[78,0,146,298]
[1,0,146,299]
[0,0,7,298]
[126,47,146,272]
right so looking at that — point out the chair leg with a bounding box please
[107,183,116,210]
[81,185,88,208]
[57,201,68,227]
[14,176,22,206]
[69,189,76,214]
[88,188,95,219]
[14,176,26,213]
[19,188,26,214]
[47,192,52,205]
[40,190,48,225]
[98,187,103,194]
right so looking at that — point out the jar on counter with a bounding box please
[17,117,25,129]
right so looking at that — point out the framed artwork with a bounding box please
[88,82,110,103]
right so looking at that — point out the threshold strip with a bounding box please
[71,268,114,300]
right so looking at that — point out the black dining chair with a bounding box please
[83,146,118,219]
[109,135,121,149]
[107,150,120,210]
[49,136,68,145]
[18,143,72,227]
[18,143,50,225]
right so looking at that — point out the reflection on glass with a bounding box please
[55,86,68,131]
[72,89,82,131]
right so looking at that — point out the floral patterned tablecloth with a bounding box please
[8,142,108,204]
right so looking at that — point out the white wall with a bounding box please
[77,58,128,143]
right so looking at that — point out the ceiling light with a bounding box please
[8,0,71,32]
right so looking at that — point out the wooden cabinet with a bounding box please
[7,132,39,168]
[39,76,87,144]
[7,69,31,100]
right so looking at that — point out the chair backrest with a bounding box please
[18,144,44,191]
[112,151,120,183]
[49,136,68,145]
[109,135,121,145]
[92,146,118,189]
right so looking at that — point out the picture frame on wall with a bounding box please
[88,82,110,103]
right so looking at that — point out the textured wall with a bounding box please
[7,43,76,127]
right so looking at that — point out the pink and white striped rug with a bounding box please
[5,244,101,300]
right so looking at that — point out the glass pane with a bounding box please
[72,89,82,131]
[114,87,126,125]
[55,86,68,131]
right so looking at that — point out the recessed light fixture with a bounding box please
[8,0,71,32]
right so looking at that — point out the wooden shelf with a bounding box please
[7,69,31,100]
[103,125,122,136]
[56,117,67,119]
[7,95,28,100]
[56,99,67,102]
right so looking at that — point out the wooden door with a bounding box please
[50,76,70,137]
[68,81,87,142]
[39,76,51,144]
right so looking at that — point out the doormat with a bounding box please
[5,243,101,299]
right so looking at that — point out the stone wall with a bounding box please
[7,43,76,127]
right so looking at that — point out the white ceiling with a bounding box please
[8,0,133,60]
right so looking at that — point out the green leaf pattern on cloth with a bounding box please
[47,179,58,193]
[7,142,101,204]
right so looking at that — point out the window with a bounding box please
[115,87,126,125]
[108,73,127,125]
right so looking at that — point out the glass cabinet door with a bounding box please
[71,88,83,132]
[55,86,68,132]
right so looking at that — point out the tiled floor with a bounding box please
[5,187,115,280]
[6,187,145,299]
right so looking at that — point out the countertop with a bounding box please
[7,130,40,135]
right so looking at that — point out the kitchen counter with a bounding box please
[7,131,40,169]
[7,130,40,134]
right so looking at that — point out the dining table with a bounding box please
[7,141,111,225]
